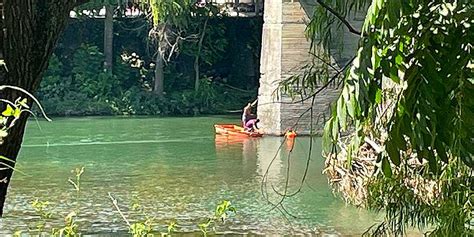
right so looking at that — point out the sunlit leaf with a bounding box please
[18,98,29,109]
[2,105,15,117]
[0,130,8,138]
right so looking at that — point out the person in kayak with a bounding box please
[242,101,257,126]
[245,118,260,132]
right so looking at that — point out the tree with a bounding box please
[104,3,114,72]
[184,4,225,92]
[294,0,473,235]
[0,0,89,216]
[149,0,200,97]
[75,0,118,73]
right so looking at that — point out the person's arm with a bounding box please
[243,103,252,113]
[250,99,258,107]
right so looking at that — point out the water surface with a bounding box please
[0,116,379,235]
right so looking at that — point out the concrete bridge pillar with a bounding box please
[257,0,340,136]
[257,0,364,136]
[257,0,283,135]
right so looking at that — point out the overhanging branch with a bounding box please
[315,0,362,36]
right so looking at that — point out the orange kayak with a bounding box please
[214,124,263,137]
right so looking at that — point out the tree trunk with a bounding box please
[235,0,240,17]
[104,4,114,72]
[194,18,208,92]
[0,0,79,216]
[254,0,259,15]
[154,50,164,97]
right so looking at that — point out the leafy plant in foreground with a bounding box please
[313,0,473,235]
[68,166,85,193]
[198,200,236,236]
[30,199,53,233]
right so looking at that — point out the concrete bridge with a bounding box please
[257,0,364,135]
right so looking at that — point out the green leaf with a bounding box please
[18,98,29,109]
[2,105,14,117]
[13,108,21,119]
[322,120,333,153]
[427,150,438,174]
[347,95,356,118]
[395,54,403,65]
[337,98,347,130]
[0,130,8,138]
[371,46,381,69]
[331,118,339,140]
[386,141,401,166]
[389,67,400,84]
[375,88,382,104]
[381,156,392,177]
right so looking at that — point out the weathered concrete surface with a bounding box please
[257,0,363,135]
[257,0,283,135]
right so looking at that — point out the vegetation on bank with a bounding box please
[37,16,262,116]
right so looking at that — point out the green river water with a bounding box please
[0,116,379,235]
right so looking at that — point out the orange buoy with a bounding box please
[285,130,297,139]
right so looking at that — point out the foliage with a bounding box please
[51,211,79,237]
[37,17,258,117]
[30,199,53,232]
[72,45,121,98]
[198,200,236,236]
[0,85,51,231]
[306,0,369,53]
[21,166,238,236]
[25,167,85,236]
[74,0,134,16]
[180,8,228,68]
[148,0,193,66]
[68,167,85,193]
[129,222,153,237]
[37,44,133,116]
[305,0,474,235]
[150,0,192,28]
[325,0,473,170]
[108,193,236,236]
[0,97,31,145]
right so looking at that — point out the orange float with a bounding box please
[285,130,297,138]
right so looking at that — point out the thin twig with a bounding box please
[261,138,286,201]
[260,56,356,222]
[263,56,354,107]
[108,192,131,227]
[0,85,52,122]
[268,143,293,212]
[308,51,341,74]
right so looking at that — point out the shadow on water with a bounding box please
[0,116,380,235]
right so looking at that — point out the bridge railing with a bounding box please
[70,1,263,19]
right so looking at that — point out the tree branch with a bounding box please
[315,0,362,36]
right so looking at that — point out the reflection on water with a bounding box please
[0,117,379,235]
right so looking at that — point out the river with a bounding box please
[0,116,379,235]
